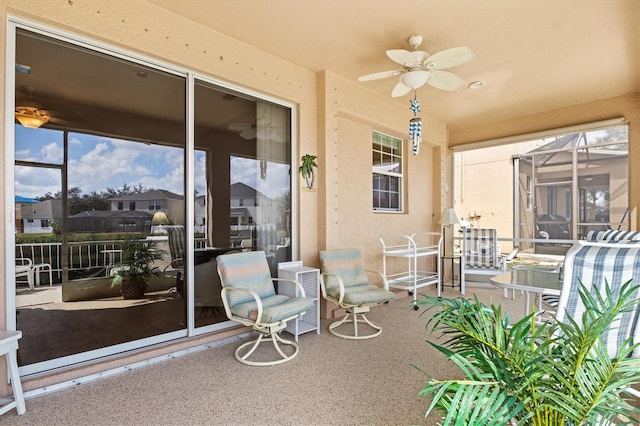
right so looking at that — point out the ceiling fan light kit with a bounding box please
[358,35,474,97]
[15,105,50,128]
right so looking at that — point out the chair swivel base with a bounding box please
[235,331,299,366]
[329,311,382,340]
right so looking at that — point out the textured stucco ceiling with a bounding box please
[146,0,640,131]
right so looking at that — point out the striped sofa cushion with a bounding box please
[217,251,276,307]
[464,228,500,270]
[586,230,640,243]
[319,249,394,305]
[561,242,640,359]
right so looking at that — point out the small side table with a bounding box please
[440,255,461,293]
[0,331,26,415]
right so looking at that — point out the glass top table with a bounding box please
[490,268,563,315]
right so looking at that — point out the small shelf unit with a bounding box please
[379,232,442,309]
[277,261,320,341]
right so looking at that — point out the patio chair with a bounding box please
[15,258,34,290]
[555,240,640,400]
[319,248,395,339]
[460,228,506,295]
[217,250,315,366]
[164,225,186,295]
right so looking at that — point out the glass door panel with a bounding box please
[193,80,292,328]
[14,27,187,371]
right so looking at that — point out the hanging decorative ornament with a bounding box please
[409,92,422,155]
[260,159,267,180]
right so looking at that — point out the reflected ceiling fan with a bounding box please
[15,85,78,129]
[358,35,474,97]
[228,122,256,140]
[228,120,284,142]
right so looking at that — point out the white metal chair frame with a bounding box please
[320,269,390,340]
[15,258,34,290]
[220,277,308,366]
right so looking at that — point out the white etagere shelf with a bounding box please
[277,261,320,341]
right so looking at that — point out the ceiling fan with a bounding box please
[228,121,284,142]
[228,122,257,140]
[358,35,474,97]
[15,85,81,129]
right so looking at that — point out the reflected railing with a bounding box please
[15,237,209,284]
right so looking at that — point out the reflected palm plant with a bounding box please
[416,281,640,426]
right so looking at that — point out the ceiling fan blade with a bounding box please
[426,70,465,91]
[391,82,412,98]
[425,46,474,70]
[229,122,253,131]
[386,49,425,68]
[240,128,256,140]
[358,70,402,81]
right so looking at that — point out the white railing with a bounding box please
[16,237,210,284]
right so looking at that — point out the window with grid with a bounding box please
[372,131,403,212]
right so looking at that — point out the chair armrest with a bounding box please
[272,277,306,297]
[365,269,389,290]
[221,287,264,326]
[320,272,345,304]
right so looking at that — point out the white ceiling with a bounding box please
[147,0,640,131]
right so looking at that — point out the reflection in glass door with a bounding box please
[193,81,292,329]
[14,27,187,372]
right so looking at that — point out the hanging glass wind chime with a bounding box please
[409,92,422,155]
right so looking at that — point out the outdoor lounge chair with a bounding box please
[556,240,640,400]
[319,248,395,339]
[217,250,314,366]
[460,228,506,294]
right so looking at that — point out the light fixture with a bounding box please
[15,85,50,128]
[468,80,486,90]
[400,70,430,89]
[151,211,170,225]
[439,208,460,257]
[14,106,50,128]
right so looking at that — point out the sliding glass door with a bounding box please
[192,80,292,329]
[10,23,294,374]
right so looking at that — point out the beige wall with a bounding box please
[449,93,640,231]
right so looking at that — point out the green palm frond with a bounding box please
[416,280,640,425]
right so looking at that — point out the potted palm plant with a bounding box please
[110,237,165,299]
[299,154,317,190]
[416,281,640,425]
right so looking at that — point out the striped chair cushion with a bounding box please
[231,294,314,323]
[464,228,500,270]
[166,225,186,267]
[586,230,640,243]
[319,249,394,305]
[562,243,640,359]
[319,249,369,288]
[217,251,276,307]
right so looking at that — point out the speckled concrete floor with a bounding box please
[2,285,530,425]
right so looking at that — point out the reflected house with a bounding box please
[18,197,60,233]
[67,210,153,233]
[230,182,279,227]
[109,189,185,226]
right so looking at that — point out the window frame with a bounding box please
[372,131,404,213]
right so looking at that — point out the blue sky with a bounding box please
[14,125,290,200]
